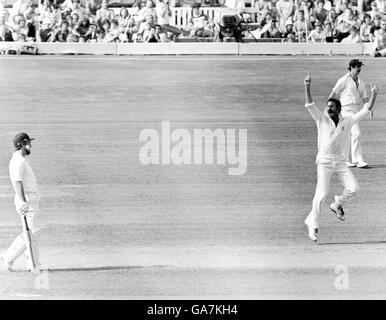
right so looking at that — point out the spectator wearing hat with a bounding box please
[329,59,370,168]
[282,17,295,38]
[341,25,361,43]
[373,19,386,57]
[308,20,326,42]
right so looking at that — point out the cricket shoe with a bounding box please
[0,253,13,271]
[345,161,356,167]
[330,202,345,221]
[307,225,318,242]
[357,161,368,168]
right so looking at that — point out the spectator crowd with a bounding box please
[0,0,385,55]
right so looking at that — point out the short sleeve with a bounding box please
[332,77,345,95]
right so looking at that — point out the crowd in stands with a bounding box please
[0,0,385,54]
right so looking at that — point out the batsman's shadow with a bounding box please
[318,240,386,245]
[359,164,386,169]
[46,265,168,273]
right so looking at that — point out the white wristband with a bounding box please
[305,102,315,108]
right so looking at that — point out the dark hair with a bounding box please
[327,98,341,110]
[363,13,371,21]
[102,19,111,27]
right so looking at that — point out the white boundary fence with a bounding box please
[0,42,376,55]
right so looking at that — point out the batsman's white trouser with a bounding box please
[1,194,41,269]
[305,155,359,229]
[342,107,364,164]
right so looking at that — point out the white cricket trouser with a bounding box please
[341,107,364,164]
[2,194,41,269]
[305,155,359,229]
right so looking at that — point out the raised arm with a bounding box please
[352,83,379,124]
[304,73,323,122]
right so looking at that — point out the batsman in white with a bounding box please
[303,73,378,242]
[0,133,42,271]
[328,59,370,168]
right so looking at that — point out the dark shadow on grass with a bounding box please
[48,265,168,273]
[318,240,386,246]
[361,164,386,169]
[10,265,168,273]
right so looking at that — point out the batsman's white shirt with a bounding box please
[9,152,39,197]
[332,73,368,112]
[306,102,369,161]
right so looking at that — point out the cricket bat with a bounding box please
[22,216,37,272]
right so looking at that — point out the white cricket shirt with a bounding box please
[306,102,369,160]
[9,152,39,195]
[332,73,368,111]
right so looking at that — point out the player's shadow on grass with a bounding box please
[318,240,386,245]
[356,164,386,169]
[46,265,167,273]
